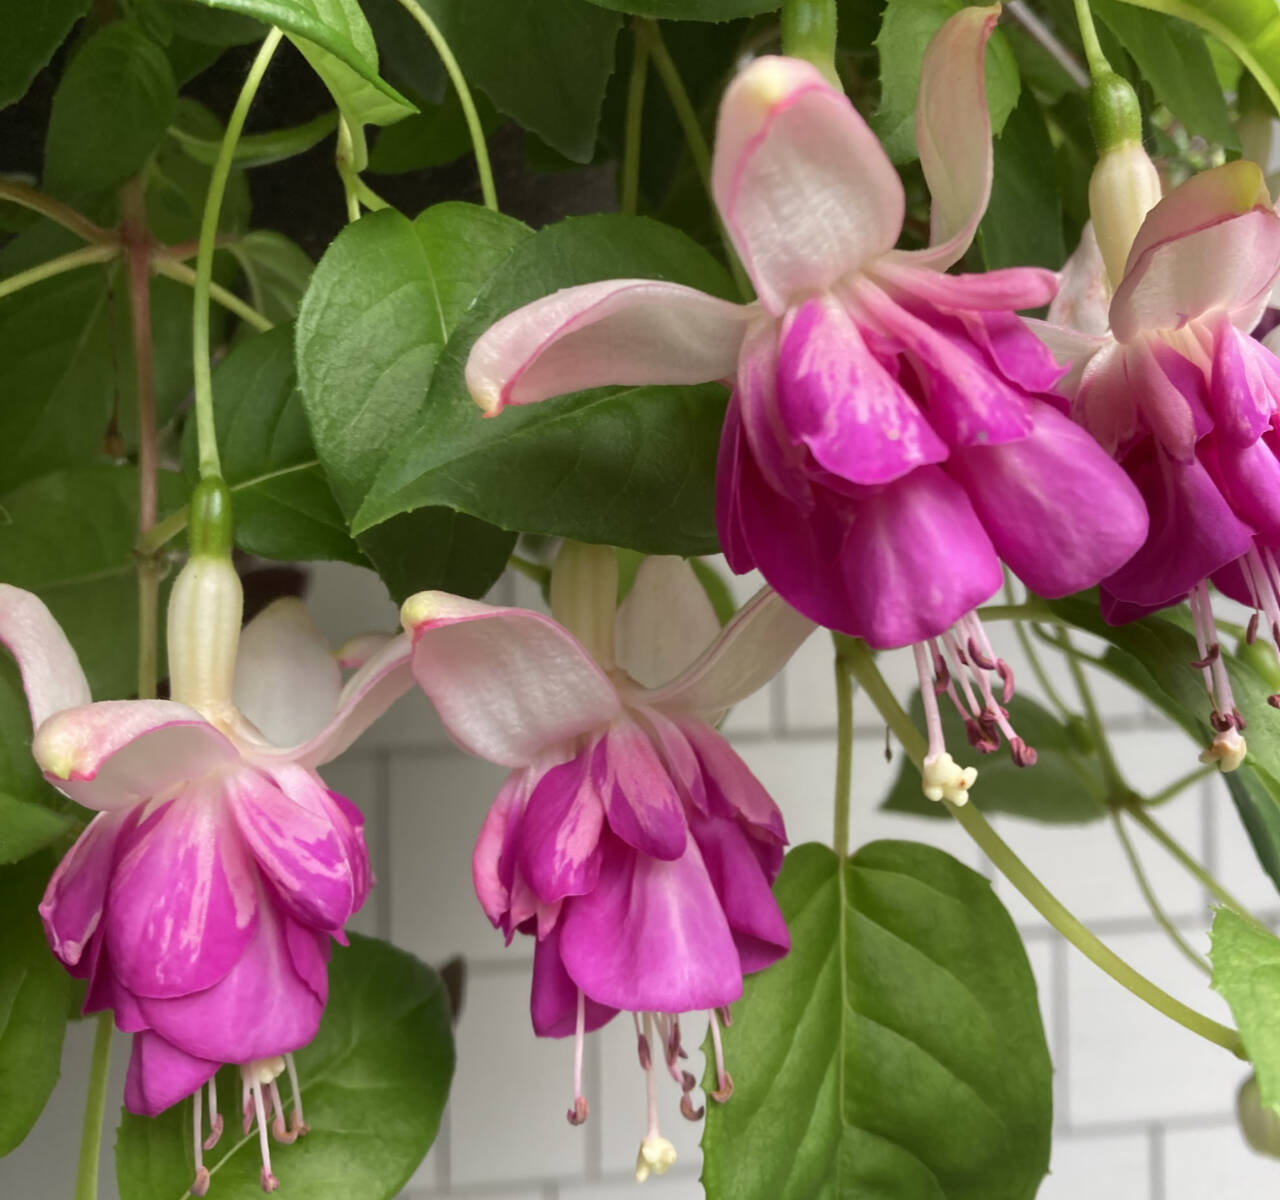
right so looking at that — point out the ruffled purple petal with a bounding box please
[679,719,786,846]
[123,1031,220,1118]
[518,747,605,905]
[594,719,687,862]
[530,923,618,1037]
[735,316,813,503]
[947,401,1150,597]
[1211,320,1280,447]
[1204,432,1280,542]
[39,809,126,971]
[558,833,743,1013]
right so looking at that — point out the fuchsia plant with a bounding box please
[401,546,812,1179]
[10,0,1280,1197]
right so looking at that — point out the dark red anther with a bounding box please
[967,636,995,670]
[953,642,969,666]
[567,1096,589,1126]
[204,1115,224,1152]
[242,1101,254,1137]
[1269,694,1280,709]
[1272,620,1280,647]
[1190,644,1221,670]
[1210,709,1233,732]
[271,1115,297,1145]
[1233,708,1248,731]
[666,1021,682,1067]
[1010,738,1038,767]
[1248,612,1261,644]
[933,652,949,688]
[636,1033,652,1070]
[717,1006,733,1027]
[996,659,1015,705]
[680,1094,706,1122]
[710,1071,735,1103]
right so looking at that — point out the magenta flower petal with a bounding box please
[777,294,947,483]
[284,918,332,1006]
[472,769,531,931]
[680,719,785,845]
[875,258,1058,318]
[559,834,742,1013]
[594,720,687,862]
[1103,443,1256,608]
[947,401,1150,597]
[39,809,125,971]
[518,749,605,905]
[0,584,91,729]
[226,765,360,932]
[107,793,259,1000]
[1208,433,1280,542]
[123,1031,220,1118]
[688,812,789,975]
[530,923,618,1038]
[1211,320,1280,447]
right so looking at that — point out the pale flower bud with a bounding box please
[1089,141,1162,292]
[550,540,618,670]
[167,553,244,723]
[1237,1074,1280,1158]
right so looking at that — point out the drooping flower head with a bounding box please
[1043,160,1280,770]
[0,545,413,1193]
[460,7,1148,802]
[401,545,813,1179]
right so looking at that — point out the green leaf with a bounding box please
[1115,0,1280,118]
[702,841,1052,1199]
[882,691,1107,823]
[418,0,622,163]
[360,0,446,103]
[0,858,71,1157]
[296,202,530,597]
[979,89,1065,271]
[162,0,266,44]
[1094,0,1238,149]
[368,88,501,174]
[116,933,454,1198]
[43,22,178,196]
[0,466,187,699]
[355,214,734,556]
[194,0,415,137]
[874,0,1020,164]
[147,100,252,243]
[0,795,76,865]
[582,0,774,15]
[0,0,92,109]
[180,326,363,565]
[228,231,315,325]
[1211,907,1280,1112]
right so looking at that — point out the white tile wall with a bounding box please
[5,559,1280,1198]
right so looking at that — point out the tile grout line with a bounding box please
[1052,934,1072,1133]
[1148,1123,1165,1200]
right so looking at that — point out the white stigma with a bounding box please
[1200,728,1247,773]
[634,1134,677,1183]
[921,752,978,805]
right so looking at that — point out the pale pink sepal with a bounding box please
[636,584,814,720]
[902,4,1001,271]
[233,598,342,749]
[1047,222,1111,338]
[465,280,752,414]
[32,700,237,811]
[402,592,621,766]
[0,584,91,729]
[712,55,904,315]
[614,556,720,689]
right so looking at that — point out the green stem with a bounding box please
[976,600,1052,623]
[1111,809,1211,975]
[845,638,1244,1058]
[952,800,1242,1056]
[1058,624,1126,792]
[620,24,650,217]
[152,257,273,332]
[336,117,364,224]
[192,27,283,480]
[392,0,497,212]
[1013,618,1073,720]
[1127,804,1268,928]
[0,180,115,244]
[832,633,854,857]
[352,176,390,212]
[1071,0,1111,79]
[781,0,838,84]
[73,1013,113,1200]
[636,19,753,301]
[1146,763,1217,807]
[0,243,118,301]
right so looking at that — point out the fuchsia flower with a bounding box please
[462,8,1148,802]
[400,546,813,1179]
[1043,161,1280,769]
[0,566,412,1193]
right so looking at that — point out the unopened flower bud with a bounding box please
[550,541,618,670]
[1237,1074,1280,1158]
[168,552,244,721]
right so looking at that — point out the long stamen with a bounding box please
[284,1052,308,1138]
[634,1014,677,1183]
[204,1076,223,1151]
[567,990,589,1125]
[1189,581,1247,771]
[191,1084,210,1196]
[915,642,979,805]
[707,1008,733,1103]
[251,1082,279,1193]
[268,1080,296,1144]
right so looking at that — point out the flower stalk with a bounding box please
[781,0,839,85]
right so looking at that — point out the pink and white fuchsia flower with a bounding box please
[1042,161,1280,770]
[462,7,1148,802]
[400,546,813,1181]
[0,565,413,1194]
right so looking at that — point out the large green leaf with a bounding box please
[1211,907,1280,1112]
[296,202,529,598]
[418,0,622,163]
[1116,0,1280,117]
[194,0,415,137]
[0,466,186,699]
[979,89,1065,271]
[115,934,454,1198]
[0,0,91,109]
[180,326,363,565]
[354,214,734,556]
[0,858,71,1157]
[701,841,1052,1199]
[874,0,1020,164]
[0,795,75,866]
[43,22,178,196]
[881,690,1107,822]
[227,231,315,325]
[1094,0,1238,149]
